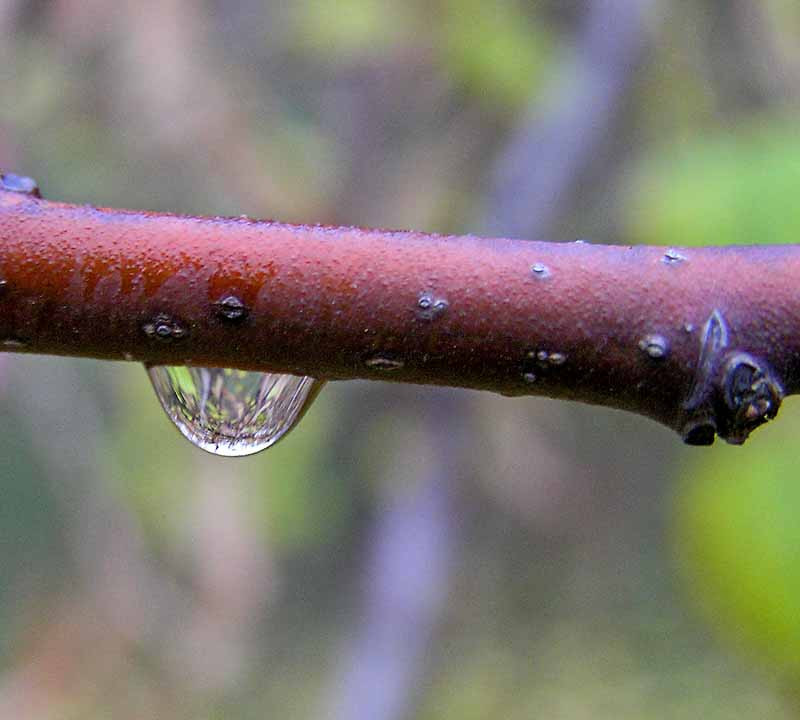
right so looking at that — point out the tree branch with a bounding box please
[0,183,792,445]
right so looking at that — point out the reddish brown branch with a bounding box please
[0,184,795,445]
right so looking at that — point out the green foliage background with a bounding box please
[2,2,800,717]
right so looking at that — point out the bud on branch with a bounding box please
[0,180,794,445]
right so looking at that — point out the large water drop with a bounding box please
[147,366,321,456]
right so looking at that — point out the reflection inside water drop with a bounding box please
[146,365,321,456]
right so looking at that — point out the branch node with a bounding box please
[680,349,783,446]
[715,352,782,445]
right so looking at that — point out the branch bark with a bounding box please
[0,183,793,445]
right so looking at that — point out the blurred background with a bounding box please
[2,1,800,717]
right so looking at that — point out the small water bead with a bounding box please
[416,292,449,321]
[143,313,187,341]
[662,248,686,265]
[0,172,40,196]
[532,349,566,367]
[639,334,669,359]
[365,355,404,371]
[530,263,550,278]
[418,295,432,310]
[147,366,320,456]
[215,294,248,322]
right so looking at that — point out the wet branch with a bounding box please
[0,185,794,445]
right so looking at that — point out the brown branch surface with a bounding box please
[0,185,795,445]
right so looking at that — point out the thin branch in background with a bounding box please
[326,390,460,720]
[0,359,179,712]
[481,0,657,240]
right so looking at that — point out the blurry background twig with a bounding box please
[2,1,800,718]
[481,0,657,239]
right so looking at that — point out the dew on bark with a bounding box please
[142,314,187,341]
[416,292,449,321]
[365,355,404,371]
[531,350,566,367]
[0,172,40,197]
[662,249,686,264]
[530,263,550,278]
[639,334,669,359]
[147,365,320,456]
[215,295,248,322]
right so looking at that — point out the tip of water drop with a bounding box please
[147,365,320,456]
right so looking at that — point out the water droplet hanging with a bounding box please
[146,365,321,456]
